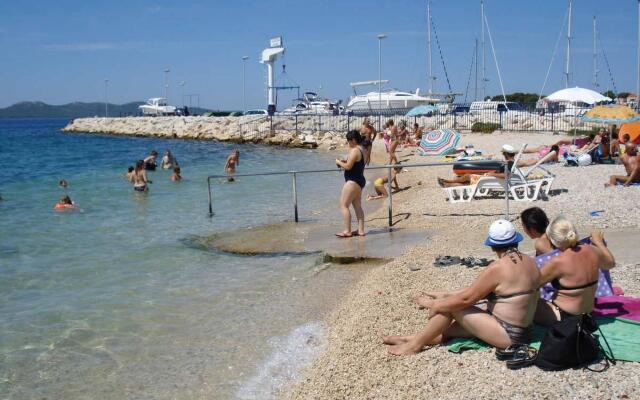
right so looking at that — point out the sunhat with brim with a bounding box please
[501,144,516,154]
[484,219,524,247]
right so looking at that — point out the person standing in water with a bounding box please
[161,150,179,170]
[171,167,182,182]
[335,130,366,238]
[132,160,151,192]
[224,149,240,182]
[360,118,377,165]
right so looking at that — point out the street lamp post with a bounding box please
[242,56,249,113]
[377,33,387,130]
[104,79,109,118]
[179,81,186,108]
[164,69,170,102]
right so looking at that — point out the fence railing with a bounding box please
[206,160,510,227]
[235,104,601,137]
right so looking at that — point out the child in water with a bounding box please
[54,195,77,210]
[171,167,182,182]
[367,167,402,200]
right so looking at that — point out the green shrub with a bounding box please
[471,122,501,133]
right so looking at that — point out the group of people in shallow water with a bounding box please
[124,149,181,193]
[382,207,615,356]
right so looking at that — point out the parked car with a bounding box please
[245,109,268,116]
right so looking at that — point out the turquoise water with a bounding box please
[0,119,354,399]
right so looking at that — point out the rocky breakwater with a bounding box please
[61,116,351,150]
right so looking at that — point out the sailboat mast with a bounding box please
[475,38,478,101]
[427,0,434,95]
[481,0,486,100]
[565,0,572,88]
[593,16,598,89]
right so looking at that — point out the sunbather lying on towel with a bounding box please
[518,145,560,167]
[437,144,516,188]
[534,217,615,326]
[382,220,540,355]
[605,143,640,187]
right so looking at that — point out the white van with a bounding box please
[469,101,527,114]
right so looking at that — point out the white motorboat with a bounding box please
[280,92,339,115]
[139,98,177,116]
[346,81,439,115]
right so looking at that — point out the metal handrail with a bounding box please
[206,159,510,226]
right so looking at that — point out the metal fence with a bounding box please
[207,160,511,227]
[238,104,601,137]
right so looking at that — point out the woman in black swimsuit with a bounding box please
[535,217,615,325]
[382,220,540,355]
[335,130,366,238]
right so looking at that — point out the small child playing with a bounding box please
[367,167,402,200]
[54,195,77,210]
[171,167,182,182]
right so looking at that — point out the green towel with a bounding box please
[446,317,640,362]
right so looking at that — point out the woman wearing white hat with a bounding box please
[383,220,540,355]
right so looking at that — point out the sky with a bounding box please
[0,0,638,110]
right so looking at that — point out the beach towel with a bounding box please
[535,238,613,300]
[594,296,640,323]
[446,317,640,362]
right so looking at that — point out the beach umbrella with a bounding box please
[406,104,437,116]
[418,129,460,156]
[545,87,611,105]
[581,105,640,124]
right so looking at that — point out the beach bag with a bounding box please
[535,313,614,371]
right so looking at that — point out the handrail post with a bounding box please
[292,172,299,222]
[207,177,214,216]
[388,165,393,227]
[504,161,510,220]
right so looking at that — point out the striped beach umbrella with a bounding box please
[418,129,460,156]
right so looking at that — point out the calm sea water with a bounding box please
[0,119,358,399]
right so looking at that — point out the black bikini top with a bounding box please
[486,289,535,302]
[550,278,599,291]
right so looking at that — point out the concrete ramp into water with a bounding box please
[203,222,430,262]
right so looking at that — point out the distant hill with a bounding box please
[0,101,213,118]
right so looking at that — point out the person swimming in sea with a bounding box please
[132,159,151,192]
[125,166,135,182]
[54,195,77,210]
[161,150,179,170]
[224,149,240,182]
[144,151,159,171]
[171,166,182,182]
[367,166,402,200]
[59,180,68,188]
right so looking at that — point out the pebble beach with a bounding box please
[284,131,640,400]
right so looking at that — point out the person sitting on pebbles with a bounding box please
[437,144,517,188]
[605,143,640,187]
[382,219,540,356]
[367,166,402,201]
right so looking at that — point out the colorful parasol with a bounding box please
[418,129,460,156]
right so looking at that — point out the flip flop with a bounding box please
[506,346,538,370]
[352,231,367,237]
[335,232,353,238]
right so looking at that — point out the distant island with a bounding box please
[0,101,216,118]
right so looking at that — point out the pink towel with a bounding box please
[593,295,640,323]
